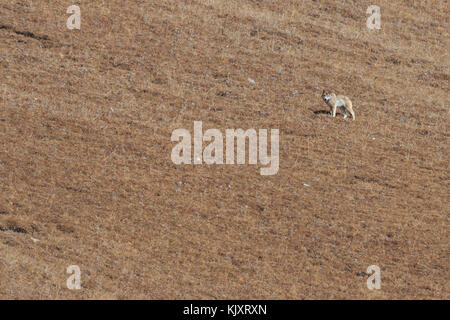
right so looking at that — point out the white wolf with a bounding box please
[321,90,355,120]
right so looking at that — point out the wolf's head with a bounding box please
[321,90,331,101]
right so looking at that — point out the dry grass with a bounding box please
[0,0,448,299]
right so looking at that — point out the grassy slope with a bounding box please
[0,0,448,299]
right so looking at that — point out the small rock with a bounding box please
[30,237,40,243]
[247,78,255,84]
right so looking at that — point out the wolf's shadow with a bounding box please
[313,110,330,115]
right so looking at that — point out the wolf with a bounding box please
[321,90,355,120]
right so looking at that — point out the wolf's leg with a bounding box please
[347,102,355,120]
[341,106,347,119]
[332,103,337,117]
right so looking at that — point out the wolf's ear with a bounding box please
[322,89,325,94]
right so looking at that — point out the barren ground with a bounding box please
[0,0,448,299]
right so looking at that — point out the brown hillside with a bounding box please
[0,0,448,299]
